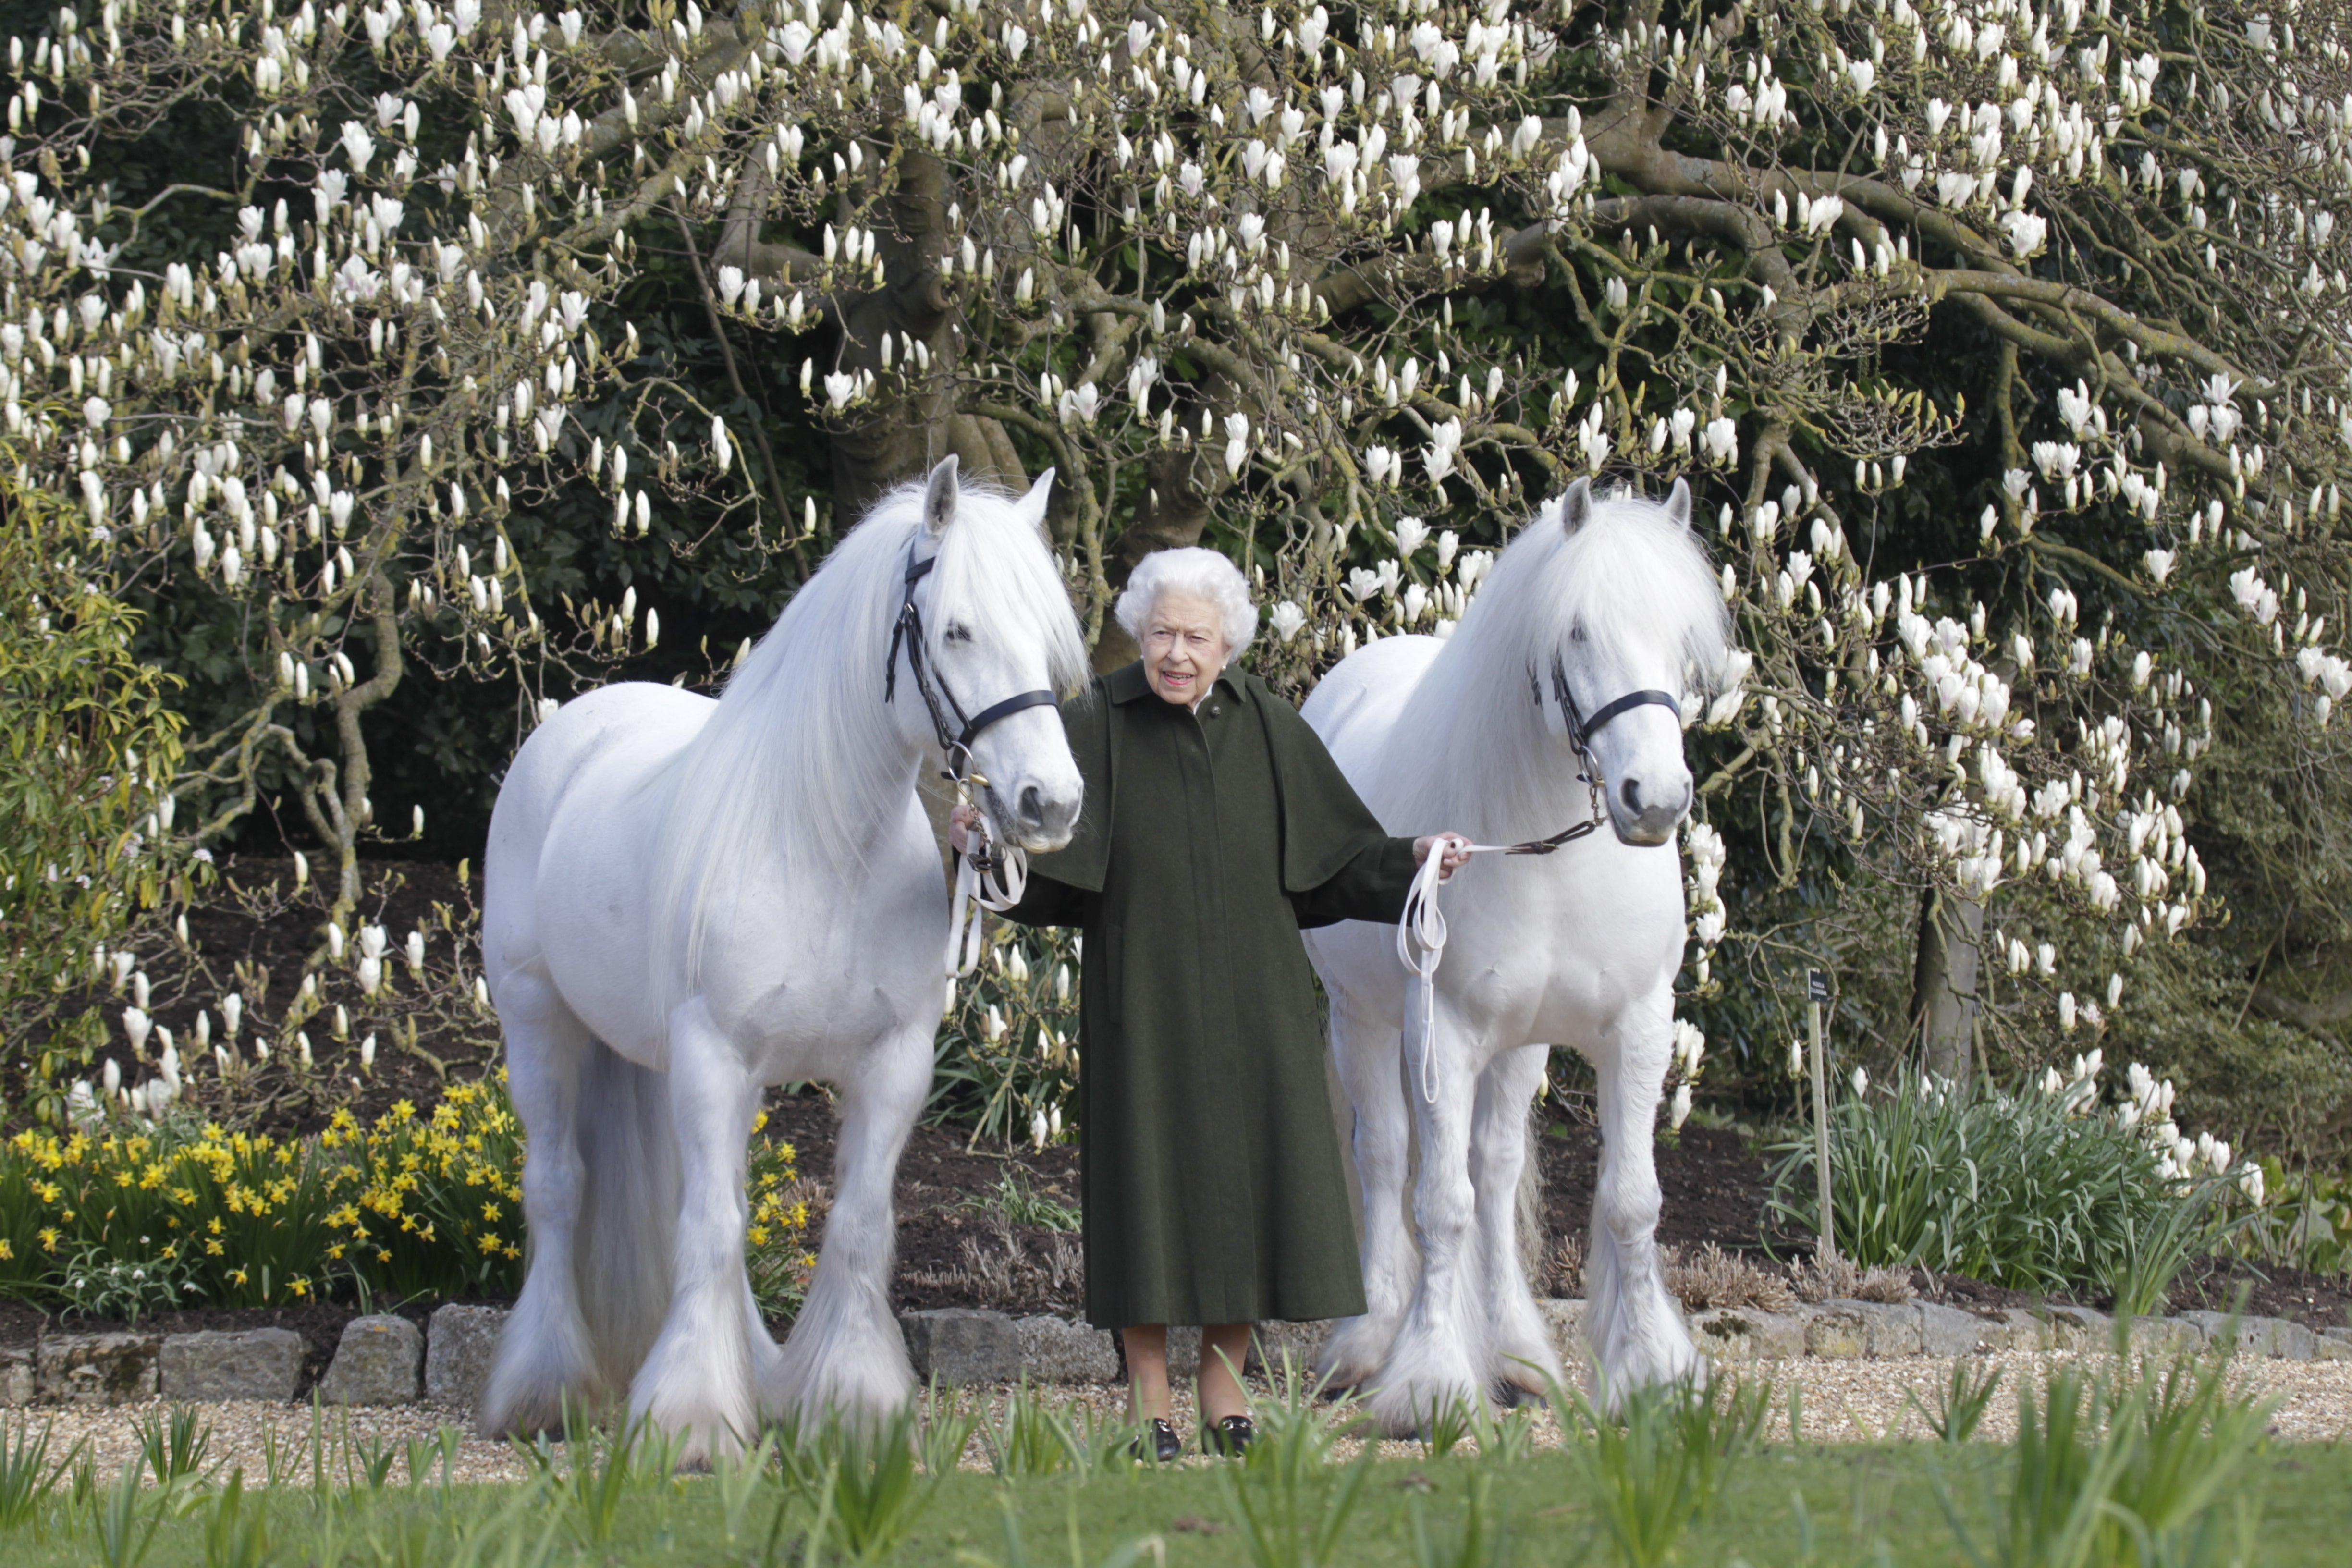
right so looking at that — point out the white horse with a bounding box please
[477,457,1087,1463]
[1301,476,1730,1431]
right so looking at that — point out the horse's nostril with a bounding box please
[1619,779,1642,812]
[1019,784,1045,824]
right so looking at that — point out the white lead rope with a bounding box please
[944,816,1028,1015]
[1396,833,1520,1106]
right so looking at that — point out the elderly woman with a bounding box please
[952,547,1467,1460]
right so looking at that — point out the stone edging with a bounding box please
[3,1299,2343,1409]
[0,1304,506,1410]
[894,1299,2352,1384]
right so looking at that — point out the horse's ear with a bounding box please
[1664,475,1693,530]
[1015,467,1056,539]
[921,454,961,536]
[1558,476,1594,535]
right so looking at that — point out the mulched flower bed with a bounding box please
[36,856,499,1139]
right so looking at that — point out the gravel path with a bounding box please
[17,1350,2350,1486]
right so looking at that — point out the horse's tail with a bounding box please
[575,1035,680,1393]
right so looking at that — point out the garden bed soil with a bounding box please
[42,856,498,1140]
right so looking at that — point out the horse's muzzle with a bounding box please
[995,781,1080,851]
[1610,774,1691,847]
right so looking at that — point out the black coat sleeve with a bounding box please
[1289,835,1421,929]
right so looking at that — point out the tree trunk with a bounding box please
[1910,888,1984,1083]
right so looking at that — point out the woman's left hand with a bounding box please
[1413,833,1474,881]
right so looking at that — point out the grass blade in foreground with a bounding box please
[1938,1348,2276,1568]
[1563,1373,1771,1568]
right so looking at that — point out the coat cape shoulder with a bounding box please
[1025,661,1390,896]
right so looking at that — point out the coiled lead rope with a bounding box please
[944,800,1028,1015]
[1395,777,1612,1104]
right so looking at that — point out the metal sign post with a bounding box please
[1807,968,1835,1262]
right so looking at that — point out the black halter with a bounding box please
[1550,654,1682,760]
[1500,656,1682,854]
[884,543,1059,786]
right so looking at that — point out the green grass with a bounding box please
[0,1347,2335,1567]
[0,1441,2336,1567]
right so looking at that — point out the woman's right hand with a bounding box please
[949,803,980,856]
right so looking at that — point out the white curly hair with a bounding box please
[1115,546,1258,657]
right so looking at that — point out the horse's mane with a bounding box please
[649,478,1087,997]
[1374,485,1731,837]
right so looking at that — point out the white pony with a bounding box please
[1301,476,1730,1431]
[478,457,1087,1462]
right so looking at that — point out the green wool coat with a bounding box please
[1002,660,1421,1331]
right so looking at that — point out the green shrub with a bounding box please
[1764,1063,2259,1302]
[0,465,188,1094]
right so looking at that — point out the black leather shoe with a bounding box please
[1130,1418,1181,1463]
[1204,1415,1255,1458]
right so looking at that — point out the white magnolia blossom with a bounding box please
[8,0,2343,1098]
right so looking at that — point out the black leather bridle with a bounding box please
[884,542,1059,800]
[1503,654,1681,853]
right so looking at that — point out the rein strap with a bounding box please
[885,539,1060,1013]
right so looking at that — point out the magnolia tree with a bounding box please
[4,0,2351,1144]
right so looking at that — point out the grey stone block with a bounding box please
[2121,1316,2206,1355]
[1689,1308,1805,1362]
[1538,1298,1586,1366]
[37,1333,161,1405]
[160,1329,304,1402]
[316,1315,422,1405]
[2176,1311,2312,1359]
[2323,1325,2352,1346]
[2045,1307,2112,1351]
[1917,1302,2002,1357]
[1994,1308,2055,1351]
[1803,1305,1869,1359]
[425,1305,509,1407]
[1254,1321,1332,1379]
[1014,1316,1118,1384]
[1822,1299,1923,1358]
[901,1309,1021,1385]
[2266,1318,2316,1361]
[2314,1332,2352,1363]
[0,1348,32,1405]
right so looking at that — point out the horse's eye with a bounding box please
[943,624,973,643]
[1568,625,1588,644]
